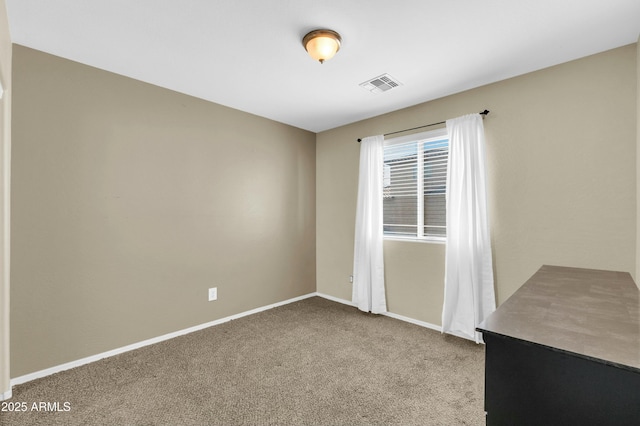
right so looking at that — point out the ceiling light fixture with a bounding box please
[302,29,342,64]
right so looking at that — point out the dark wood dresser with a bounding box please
[476,265,640,425]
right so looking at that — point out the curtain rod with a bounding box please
[356,110,490,142]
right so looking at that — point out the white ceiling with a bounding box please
[5,0,640,133]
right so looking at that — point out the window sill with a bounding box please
[383,236,446,245]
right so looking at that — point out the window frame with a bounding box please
[383,127,448,244]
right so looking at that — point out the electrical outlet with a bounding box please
[349,275,353,283]
[208,287,217,301]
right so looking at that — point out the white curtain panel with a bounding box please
[442,114,495,343]
[352,135,387,314]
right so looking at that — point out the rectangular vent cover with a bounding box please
[360,73,403,94]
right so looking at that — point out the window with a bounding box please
[383,128,448,241]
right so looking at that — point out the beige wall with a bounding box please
[0,0,11,399]
[11,45,316,377]
[317,44,637,325]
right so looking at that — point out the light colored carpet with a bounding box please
[1,297,485,425]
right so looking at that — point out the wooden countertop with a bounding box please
[477,265,640,371]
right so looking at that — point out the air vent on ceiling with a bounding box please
[360,73,403,94]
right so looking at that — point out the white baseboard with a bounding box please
[383,311,442,332]
[314,292,442,332]
[10,291,442,390]
[10,293,317,388]
[314,292,356,307]
[0,389,11,401]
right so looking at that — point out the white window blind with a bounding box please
[383,128,448,240]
